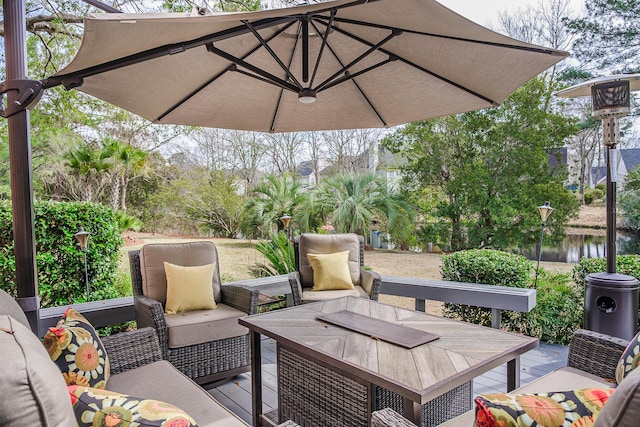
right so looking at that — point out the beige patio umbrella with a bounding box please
[43,0,568,133]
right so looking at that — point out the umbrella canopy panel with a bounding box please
[45,0,568,132]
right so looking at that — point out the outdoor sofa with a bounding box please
[371,328,640,426]
[0,288,299,427]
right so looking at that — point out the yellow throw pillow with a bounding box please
[164,262,217,314]
[308,251,355,291]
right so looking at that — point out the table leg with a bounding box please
[250,331,263,427]
[507,356,521,392]
[414,298,426,312]
[402,396,421,425]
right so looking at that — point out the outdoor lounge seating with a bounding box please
[0,288,300,427]
[129,241,259,384]
[288,233,381,305]
[372,328,639,426]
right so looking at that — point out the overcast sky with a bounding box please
[437,0,585,27]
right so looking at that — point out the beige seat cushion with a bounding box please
[107,360,247,427]
[298,233,361,288]
[164,304,248,348]
[139,241,222,304]
[438,367,613,427]
[302,286,369,302]
[0,315,76,426]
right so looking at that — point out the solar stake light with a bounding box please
[535,202,554,289]
[74,227,91,299]
[279,214,292,239]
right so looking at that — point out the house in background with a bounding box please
[294,160,317,188]
[589,148,640,189]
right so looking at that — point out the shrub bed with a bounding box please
[441,249,583,344]
[0,201,123,307]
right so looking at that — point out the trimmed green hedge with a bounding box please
[441,249,583,344]
[0,201,123,307]
[573,255,640,293]
[441,249,531,325]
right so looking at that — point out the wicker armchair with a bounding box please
[129,241,259,384]
[288,233,381,305]
[436,328,630,427]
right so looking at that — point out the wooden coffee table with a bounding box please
[239,296,538,426]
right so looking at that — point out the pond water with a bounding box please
[531,232,640,263]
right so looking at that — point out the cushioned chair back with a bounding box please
[296,233,363,289]
[138,241,222,305]
[0,288,30,329]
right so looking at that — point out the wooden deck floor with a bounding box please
[208,337,569,425]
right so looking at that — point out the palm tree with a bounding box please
[65,143,115,202]
[240,174,307,238]
[313,173,413,237]
[103,138,148,212]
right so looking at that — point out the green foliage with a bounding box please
[383,77,580,252]
[141,167,244,237]
[504,271,583,344]
[620,167,640,232]
[565,0,640,73]
[115,210,143,232]
[441,249,532,287]
[441,249,582,344]
[0,201,123,307]
[584,188,604,205]
[441,249,531,325]
[573,255,640,295]
[311,173,414,238]
[249,232,294,277]
[241,174,308,239]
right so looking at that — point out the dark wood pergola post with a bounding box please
[3,0,40,332]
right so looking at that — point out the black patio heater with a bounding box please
[557,75,640,340]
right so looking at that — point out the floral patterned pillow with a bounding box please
[475,388,613,427]
[616,331,640,384]
[42,307,110,389]
[68,385,198,426]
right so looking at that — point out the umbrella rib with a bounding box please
[314,29,399,93]
[309,10,336,88]
[317,58,395,93]
[41,15,297,90]
[243,20,303,90]
[318,16,565,56]
[270,21,304,133]
[320,37,388,127]
[206,43,300,93]
[319,21,499,105]
[156,20,297,123]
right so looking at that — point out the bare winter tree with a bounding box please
[303,131,327,185]
[264,132,306,174]
[223,130,268,193]
[322,128,382,174]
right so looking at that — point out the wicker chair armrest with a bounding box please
[568,328,629,380]
[288,272,303,305]
[362,269,382,301]
[101,327,162,375]
[371,408,418,427]
[134,294,167,331]
[221,284,259,315]
[276,421,300,427]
